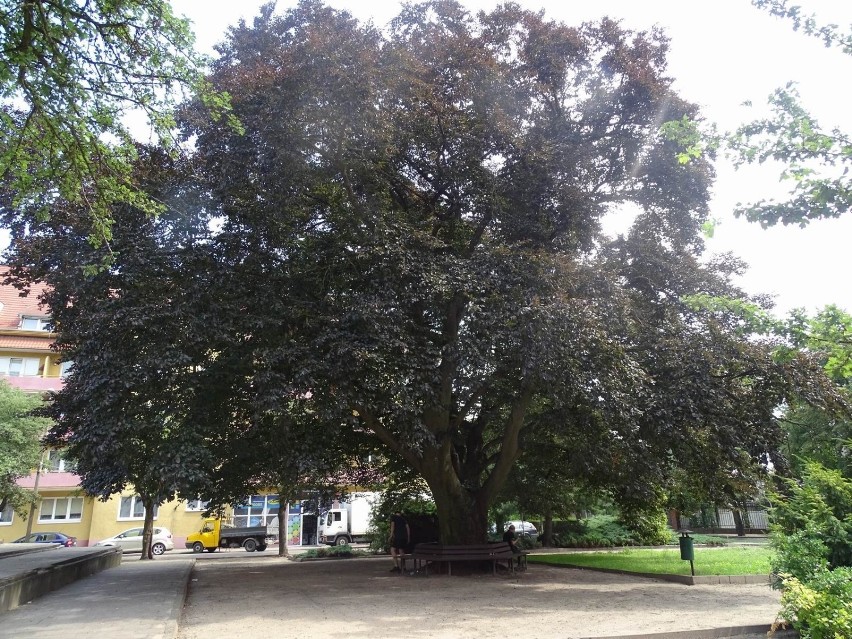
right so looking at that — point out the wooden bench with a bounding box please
[412,542,518,576]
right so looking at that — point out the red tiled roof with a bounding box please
[0,266,52,330]
[0,335,55,351]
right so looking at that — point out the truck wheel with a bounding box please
[335,536,349,546]
[152,542,166,556]
[256,544,267,551]
[192,542,204,553]
[244,538,257,552]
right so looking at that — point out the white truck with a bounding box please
[318,492,377,546]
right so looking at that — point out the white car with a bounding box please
[504,520,538,539]
[96,526,174,555]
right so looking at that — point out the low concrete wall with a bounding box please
[537,561,770,586]
[0,547,122,613]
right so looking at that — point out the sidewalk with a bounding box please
[0,556,193,639]
[0,549,796,639]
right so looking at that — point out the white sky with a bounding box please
[169,0,852,317]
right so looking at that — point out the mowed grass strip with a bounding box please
[529,547,772,576]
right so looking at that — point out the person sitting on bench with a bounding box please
[502,524,524,566]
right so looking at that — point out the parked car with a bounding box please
[504,520,538,539]
[95,527,174,555]
[12,532,77,547]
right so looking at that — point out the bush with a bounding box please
[770,462,852,637]
[548,516,641,548]
[770,462,852,571]
[771,526,830,587]
[778,568,852,639]
[586,515,641,546]
[301,544,359,558]
[366,486,436,552]
[618,508,673,546]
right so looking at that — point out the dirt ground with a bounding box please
[176,553,784,639]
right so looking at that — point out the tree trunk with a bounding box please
[543,510,554,547]
[140,495,155,560]
[422,458,489,544]
[732,508,745,537]
[277,506,288,557]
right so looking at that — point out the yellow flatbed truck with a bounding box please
[186,518,271,553]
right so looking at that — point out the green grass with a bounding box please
[528,547,772,576]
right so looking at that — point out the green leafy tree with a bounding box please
[0,380,49,518]
[5,1,843,548]
[0,0,235,243]
[8,148,217,559]
[770,462,852,638]
[728,1,852,227]
[780,306,852,477]
[176,0,837,544]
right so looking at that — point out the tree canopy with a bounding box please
[3,0,844,545]
[728,0,852,227]
[0,380,49,518]
[0,0,233,244]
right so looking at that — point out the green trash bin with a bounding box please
[679,533,694,561]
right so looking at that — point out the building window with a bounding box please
[39,497,83,522]
[59,360,74,377]
[20,316,51,331]
[232,494,279,528]
[185,497,210,512]
[118,495,158,521]
[44,449,77,473]
[0,504,13,525]
[0,356,41,377]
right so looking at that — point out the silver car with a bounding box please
[505,520,538,539]
[95,526,174,555]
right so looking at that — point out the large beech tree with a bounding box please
[177,1,837,543]
[3,1,843,545]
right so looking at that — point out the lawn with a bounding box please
[528,547,772,576]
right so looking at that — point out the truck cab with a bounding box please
[318,493,375,546]
[319,509,350,546]
[186,518,221,553]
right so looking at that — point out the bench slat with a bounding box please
[411,542,518,576]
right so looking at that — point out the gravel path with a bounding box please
[177,554,784,639]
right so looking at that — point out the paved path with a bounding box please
[179,555,787,639]
[0,557,192,639]
[0,549,794,639]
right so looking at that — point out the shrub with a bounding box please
[548,516,640,548]
[618,508,673,546]
[770,462,852,637]
[770,462,852,570]
[585,515,640,546]
[771,526,830,587]
[299,544,373,559]
[366,487,436,551]
[778,568,852,639]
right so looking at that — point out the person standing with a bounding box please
[389,511,410,573]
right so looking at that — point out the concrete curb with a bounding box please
[163,559,195,639]
[584,626,797,639]
[0,544,62,559]
[530,560,770,586]
[0,547,122,612]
